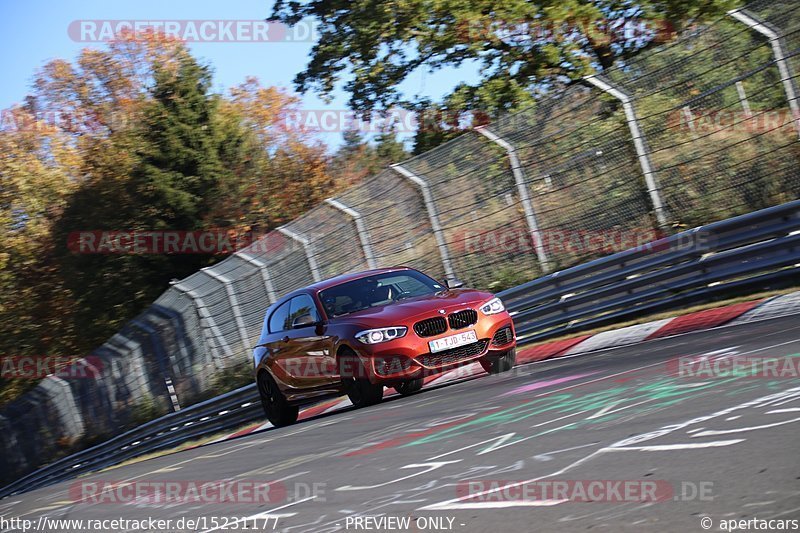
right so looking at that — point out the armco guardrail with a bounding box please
[498,199,800,341]
[2,200,799,499]
[0,384,260,499]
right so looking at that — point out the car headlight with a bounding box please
[479,297,505,315]
[355,326,408,344]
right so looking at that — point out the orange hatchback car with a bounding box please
[253,267,516,426]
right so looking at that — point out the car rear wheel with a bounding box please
[480,348,516,375]
[394,377,424,396]
[339,349,384,408]
[257,371,299,427]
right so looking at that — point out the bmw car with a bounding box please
[253,267,516,426]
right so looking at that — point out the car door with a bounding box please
[282,294,338,389]
[263,298,295,387]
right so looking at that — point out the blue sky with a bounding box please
[0,0,479,150]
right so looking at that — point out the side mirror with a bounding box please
[292,313,318,329]
[445,278,464,289]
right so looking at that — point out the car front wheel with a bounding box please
[257,371,299,427]
[480,348,516,375]
[339,349,384,408]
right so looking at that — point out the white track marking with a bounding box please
[586,400,623,420]
[420,385,800,511]
[586,398,659,420]
[336,461,461,491]
[611,386,800,448]
[692,417,800,437]
[427,434,517,460]
[531,410,592,428]
[615,440,744,451]
[532,442,600,461]
[428,499,569,510]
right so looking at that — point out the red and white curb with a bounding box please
[728,291,800,325]
[208,291,799,444]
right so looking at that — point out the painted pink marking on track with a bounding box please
[501,372,600,396]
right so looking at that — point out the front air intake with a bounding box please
[448,309,478,330]
[414,316,448,337]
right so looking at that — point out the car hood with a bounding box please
[330,288,496,327]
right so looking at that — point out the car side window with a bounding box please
[268,300,291,333]
[288,294,320,327]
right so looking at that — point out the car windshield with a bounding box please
[319,271,445,317]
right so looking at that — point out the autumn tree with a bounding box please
[330,129,410,184]
[223,78,333,231]
[270,0,738,151]
[0,108,81,348]
[2,34,335,358]
[0,109,82,404]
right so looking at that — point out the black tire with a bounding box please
[394,377,424,396]
[480,348,516,375]
[339,349,384,408]
[257,371,299,427]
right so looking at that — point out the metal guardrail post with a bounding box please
[235,251,278,303]
[131,318,182,412]
[170,282,234,363]
[324,197,378,269]
[584,75,670,231]
[735,81,752,116]
[277,226,322,282]
[474,126,553,273]
[38,376,85,440]
[391,163,457,282]
[728,9,800,139]
[108,333,153,396]
[202,267,252,351]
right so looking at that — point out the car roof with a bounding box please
[306,266,416,293]
[267,267,423,311]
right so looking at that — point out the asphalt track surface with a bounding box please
[2,315,800,533]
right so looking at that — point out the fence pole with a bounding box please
[324,198,378,269]
[584,74,670,231]
[130,318,181,412]
[728,9,800,139]
[171,282,234,364]
[277,226,322,282]
[390,163,457,282]
[474,126,552,273]
[38,377,85,439]
[235,251,278,303]
[108,334,153,397]
[202,267,252,352]
[735,81,753,116]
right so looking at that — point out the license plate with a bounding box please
[429,330,478,353]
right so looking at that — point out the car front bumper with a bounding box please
[356,313,516,384]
